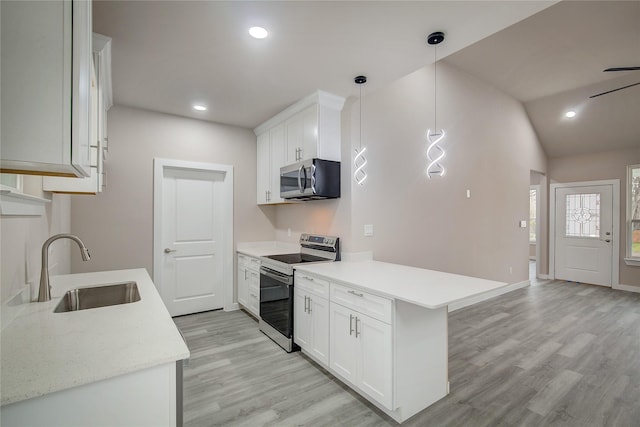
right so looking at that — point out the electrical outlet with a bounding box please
[466,189,471,198]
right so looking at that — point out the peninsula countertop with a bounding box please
[1,268,190,406]
[294,260,508,309]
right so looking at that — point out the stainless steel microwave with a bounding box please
[280,158,340,200]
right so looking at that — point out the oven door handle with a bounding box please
[260,267,293,286]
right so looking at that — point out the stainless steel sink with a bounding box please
[54,282,141,313]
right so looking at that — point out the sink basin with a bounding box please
[54,282,141,313]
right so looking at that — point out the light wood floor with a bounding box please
[174,271,640,426]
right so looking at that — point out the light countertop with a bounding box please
[294,261,508,309]
[1,268,190,406]
[236,240,300,258]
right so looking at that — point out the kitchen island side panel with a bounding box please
[394,301,448,422]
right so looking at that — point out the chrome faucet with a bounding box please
[38,234,91,302]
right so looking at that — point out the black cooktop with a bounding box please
[265,253,330,264]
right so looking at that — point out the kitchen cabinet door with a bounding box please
[269,124,286,203]
[256,132,270,204]
[247,269,260,316]
[329,302,358,384]
[308,294,329,366]
[357,313,393,409]
[294,291,312,348]
[256,124,286,205]
[285,105,318,164]
[237,265,249,308]
[1,0,91,177]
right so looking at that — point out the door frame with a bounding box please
[549,179,620,287]
[153,158,235,312]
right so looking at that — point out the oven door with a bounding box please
[259,266,294,339]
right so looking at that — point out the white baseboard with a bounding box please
[448,280,530,312]
[613,283,640,294]
[537,274,551,280]
[224,302,240,312]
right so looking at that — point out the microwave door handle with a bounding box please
[297,165,304,192]
[302,166,308,192]
[311,164,316,193]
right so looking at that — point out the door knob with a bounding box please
[164,248,177,253]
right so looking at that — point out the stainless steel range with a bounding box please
[259,233,339,352]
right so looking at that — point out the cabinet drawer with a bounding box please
[330,283,392,324]
[295,272,329,298]
[248,257,261,272]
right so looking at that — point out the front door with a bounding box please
[159,166,225,316]
[554,184,614,287]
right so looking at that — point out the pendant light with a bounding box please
[425,31,446,178]
[354,75,368,185]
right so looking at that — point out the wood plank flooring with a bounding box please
[173,273,640,426]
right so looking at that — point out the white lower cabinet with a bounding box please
[294,273,330,366]
[329,299,393,410]
[294,270,450,423]
[237,253,260,317]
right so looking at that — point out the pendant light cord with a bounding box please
[359,83,363,151]
[434,43,437,132]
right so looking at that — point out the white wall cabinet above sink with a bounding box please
[43,33,113,195]
[1,0,92,178]
[254,90,345,205]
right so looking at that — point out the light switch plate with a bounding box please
[519,220,527,228]
[364,224,374,237]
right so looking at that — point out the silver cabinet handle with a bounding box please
[164,248,177,253]
[355,316,361,338]
[244,269,248,280]
[308,296,312,313]
[304,295,308,313]
[349,314,354,336]
[348,290,364,297]
[303,275,314,281]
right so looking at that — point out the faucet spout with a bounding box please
[38,234,91,302]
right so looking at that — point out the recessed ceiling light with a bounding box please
[193,105,207,111]
[565,110,577,118]
[249,27,268,39]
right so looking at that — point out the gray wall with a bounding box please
[274,62,548,285]
[549,147,640,287]
[1,178,70,304]
[70,105,276,275]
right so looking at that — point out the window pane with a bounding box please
[633,220,640,257]
[631,166,640,258]
[632,167,640,221]
[529,189,537,242]
[565,193,600,238]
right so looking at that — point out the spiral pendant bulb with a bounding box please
[425,129,445,178]
[354,147,368,185]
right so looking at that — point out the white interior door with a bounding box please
[554,184,614,287]
[157,164,228,316]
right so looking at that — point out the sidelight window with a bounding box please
[627,165,640,264]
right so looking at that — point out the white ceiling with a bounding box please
[93,0,553,129]
[93,1,639,159]
[445,0,640,158]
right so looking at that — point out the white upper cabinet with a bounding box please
[1,0,92,177]
[256,123,286,204]
[285,105,319,163]
[254,91,345,205]
[43,33,113,194]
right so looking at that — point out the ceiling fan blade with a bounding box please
[589,81,640,98]
[604,67,640,72]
